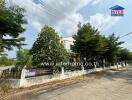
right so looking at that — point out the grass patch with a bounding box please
[0,82,11,97]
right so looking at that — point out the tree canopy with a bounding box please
[72,23,106,60]
[15,49,32,68]
[0,55,14,66]
[72,23,127,64]
[0,0,5,9]
[103,33,124,63]
[118,48,132,61]
[31,26,69,67]
[0,1,27,54]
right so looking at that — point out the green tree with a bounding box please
[72,23,105,61]
[0,55,14,66]
[31,26,69,67]
[72,23,125,68]
[0,0,5,9]
[118,48,132,61]
[0,2,27,54]
[103,33,124,63]
[15,49,32,68]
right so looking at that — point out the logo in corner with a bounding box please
[110,5,125,16]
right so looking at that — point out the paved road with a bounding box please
[8,66,132,100]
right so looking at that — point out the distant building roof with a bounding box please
[60,37,75,42]
[110,5,125,10]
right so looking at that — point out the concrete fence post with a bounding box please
[9,67,12,74]
[81,65,85,74]
[61,67,65,76]
[81,65,84,71]
[122,61,125,67]
[116,62,119,69]
[94,62,97,71]
[0,70,2,77]
[21,68,26,79]
[20,67,27,87]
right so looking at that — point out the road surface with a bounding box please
[7,66,132,100]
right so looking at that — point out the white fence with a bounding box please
[19,67,96,87]
[0,64,126,88]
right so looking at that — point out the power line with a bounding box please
[19,0,63,21]
[19,0,79,25]
[119,32,132,39]
[35,0,79,24]
[40,0,67,17]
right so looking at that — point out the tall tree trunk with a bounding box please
[103,59,105,69]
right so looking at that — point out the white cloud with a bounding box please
[88,13,120,32]
[13,0,121,36]
[92,0,102,5]
[14,0,92,36]
[57,13,84,36]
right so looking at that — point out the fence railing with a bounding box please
[0,67,54,79]
[0,61,128,79]
[0,68,22,79]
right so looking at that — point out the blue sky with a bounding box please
[6,0,132,58]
